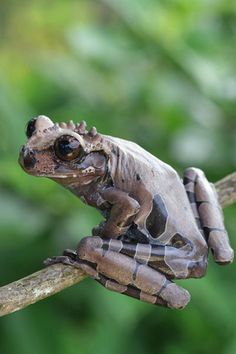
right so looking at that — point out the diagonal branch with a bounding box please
[0,264,87,317]
[0,172,235,317]
[215,172,236,208]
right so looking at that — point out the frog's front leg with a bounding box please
[93,187,140,238]
[184,168,234,264]
[77,236,190,309]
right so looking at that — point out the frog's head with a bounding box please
[19,116,108,187]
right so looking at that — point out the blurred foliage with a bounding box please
[0,1,235,354]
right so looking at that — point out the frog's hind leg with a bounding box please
[96,274,168,307]
[77,236,190,309]
[183,167,234,264]
[46,252,169,307]
[102,238,207,279]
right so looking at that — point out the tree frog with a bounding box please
[19,116,234,309]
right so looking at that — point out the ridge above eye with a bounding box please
[54,135,84,161]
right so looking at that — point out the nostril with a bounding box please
[22,148,36,169]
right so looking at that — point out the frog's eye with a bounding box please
[54,135,84,161]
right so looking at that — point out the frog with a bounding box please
[19,115,234,309]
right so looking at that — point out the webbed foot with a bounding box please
[44,249,78,267]
[44,249,100,279]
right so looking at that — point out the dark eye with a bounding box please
[26,118,37,138]
[54,135,84,161]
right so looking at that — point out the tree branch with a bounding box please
[215,172,236,208]
[0,172,235,317]
[0,264,87,317]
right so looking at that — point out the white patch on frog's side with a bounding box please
[32,287,53,297]
[82,166,96,174]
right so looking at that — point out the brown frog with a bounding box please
[19,115,234,309]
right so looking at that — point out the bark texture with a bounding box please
[215,172,236,208]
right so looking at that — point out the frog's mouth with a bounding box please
[20,165,97,180]
[20,166,98,185]
[45,172,96,179]
[47,170,100,187]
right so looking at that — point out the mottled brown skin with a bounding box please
[19,116,234,309]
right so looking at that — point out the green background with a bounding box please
[0,1,235,353]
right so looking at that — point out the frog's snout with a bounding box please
[19,145,36,170]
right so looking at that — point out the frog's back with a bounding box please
[102,134,179,194]
[102,135,203,246]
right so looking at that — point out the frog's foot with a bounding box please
[44,250,100,279]
[63,249,77,260]
[44,248,77,266]
[184,167,234,264]
[44,255,77,267]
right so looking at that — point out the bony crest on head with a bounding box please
[88,126,97,137]
[26,116,99,138]
[26,115,54,138]
[76,121,87,135]
[58,120,88,135]
[55,119,100,142]
[25,116,102,156]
